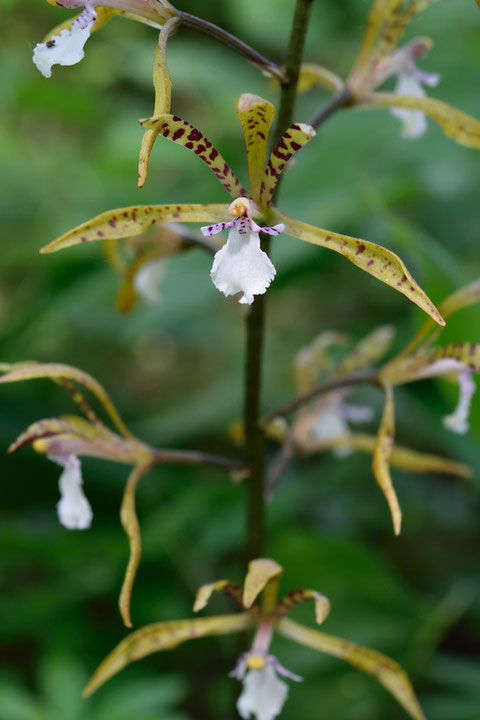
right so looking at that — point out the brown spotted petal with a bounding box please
[193,580,244,612]
[360,93,480,149]
[277,618,426,720]
[40,204,230,254]
[243,558,283,609]
[235,94,275,202]
[137,17,179,188]
[83,613,253,696]
[259,123,315,207]
[140,114,247,198]
[0,362,131,439]
[382,343,480,386]
[349,0,438,91]
[337,325,395,376]
[373,382,402,535]
[276,589,331,625]
[272,210,444,326]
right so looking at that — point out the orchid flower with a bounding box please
[298,0,480,151]
[261,325,470,527]
[40,93,444,324]
[369,278,480,536]
[0,361,155,627]
[83,558,427,720]
[33,0,176,77]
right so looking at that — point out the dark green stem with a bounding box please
[177,12,285,82]
[244,0,315,563]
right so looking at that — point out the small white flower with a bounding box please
[133,258,166,303]
[49,454,93,529]
[390,59,440,139]
[33,5,96,78]
[201,200,284,305]
[237,664,289,720]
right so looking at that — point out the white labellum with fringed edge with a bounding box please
[201,198,284,304]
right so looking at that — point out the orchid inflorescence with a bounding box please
[4,0,480,719]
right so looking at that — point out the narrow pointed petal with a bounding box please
[276,589,331,625]
[373,383,402,535]
[194,580,244,612]
[303,432,472,479]
[277,618,426,720]
[361,93,480,149]
[235,94,275,202]
[0,362,132,439]
[398,278,480,359]
[349,0,438,89]
[243,559,283,609]
[338,325,395,376]
[298,63,345,94]
[349,0,400,80]
[119,463,153,628]
[383,343,480,385]
[138,18,179,187]
[40,204,230,253]
[273,211,444,326]
[83,613,253,696]
[141,115,247,198]
[259,124,315,207]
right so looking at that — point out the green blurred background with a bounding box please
[1,0,480,718]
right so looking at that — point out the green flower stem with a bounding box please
[310,87,353,130]
[244,0,316,564]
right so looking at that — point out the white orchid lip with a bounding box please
[33,6,96,78]
[201,211,284,305]
[49,454,93,530]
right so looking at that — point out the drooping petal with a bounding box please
[119,463,153,628]
[297,63,345,94]
[272,210,444,326]
[137,17,179,187]
[140,114,247,198]
[338,325,395,376]
[33,11,96,78]
[259,124,315,207]
[237,665,289,720]
[390,74,428,139]
[443,369,476,435]
[373,382,402,535]
[209,224,276,305]
[275,589,331,624]
[277,618,426,720]
[235,94,275,202]
[243,559,283,609]
[360,92,480,149]
[50,454,93,530]
[83,613,254,696]
[40,204,230,253]
[0,362,132,439]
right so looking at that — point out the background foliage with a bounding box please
[1,1,479,718]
